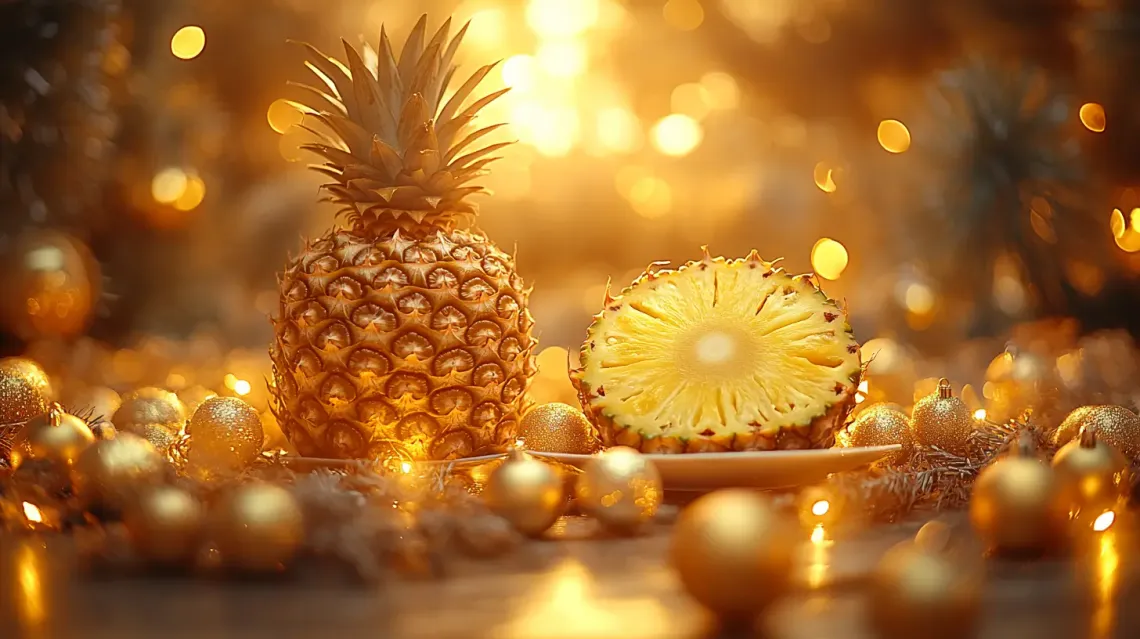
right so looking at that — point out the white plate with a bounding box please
[529,445,901,491]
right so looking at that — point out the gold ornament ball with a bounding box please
[1052,405,1140,460]
[0,231,99,340]
[838,403,913,464]
[212,482,305,572]
[0,357,53,425]
[910,379,975,456]
[10,408,94,467]
[187,397,264,473]
[132,423,181,456]
[124,484,205,565]
[969,435,1071,555]
[483,449,565,537]
[576,446,662,532]
[869,537,982,639]
[671,490,798,618]
[113,387,186,433]
[520,402,598,454]
[71,433,168,510]
[1051,426,1128,509]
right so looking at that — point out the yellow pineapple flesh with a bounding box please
[270,16,536,461]
[573,251,861,453]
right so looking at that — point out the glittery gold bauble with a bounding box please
[576,447,662,532]
[132,423,180,456]
[0,231,99,340]
[124,484,205,565]
[969,434,1071,555]
[212,482,304,572]
[112,387,186,433]
[838,403,913,465]
[869,528,982,639]
[1052,405,1140,460]
[520,402,598,454]
[9,407,94,467]
[71,433,167,509]
[671,490,798,618]
[177,385,218,415]
[483,449,565,537]
[0,357,53,425]
[1051,426,1128,510]
[186,397,263,473]
[910,379,975,456]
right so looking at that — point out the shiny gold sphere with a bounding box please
[71,433,168,510]
[970,454,1071,554]
[576,447,662,532]
[0,357,53,426]
[910,379,975,456]
[187,397,263,473]
[671,490,798,618]
[869,538,982,639]
[212,482,305,572]
[483,450,565,537]
[838,403,913,465]
[113,387,186,433]
[131,423,180,456]
[10,409,94,467]
[0,231,99,340]
[1051,405,1140,460]
[520,402,598,454]
[1051,428,1128,509]
[124,484,205,565]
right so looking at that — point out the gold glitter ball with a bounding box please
[910,379,975,456]
[113,387,186,433]
[187,397,264,473]
[576,446,662,532]
[837,403,913,465]
[520,402,598,454]
[128,423,181,456]
[0,357,53,425]
[1052,405,1140,459]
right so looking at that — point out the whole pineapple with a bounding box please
[270,16,536,461]
[572,251,861,453]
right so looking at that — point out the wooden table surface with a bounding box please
[0,511,1136,639]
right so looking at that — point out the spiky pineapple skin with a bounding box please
[572,254,861,453]
[270,228,536,460]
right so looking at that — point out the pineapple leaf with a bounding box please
[371,139,405,178]
[438,62,501,129]
[311,113,374,157]
[341,40,397,141]
[377,25,403,109]
[397,94,430,151]
[431,21,470,108]
[295,42,357,117]
[287,82,346,115]
[397,14,429,83]
[444,124,508,164]
[300,143,362,168]
[406,149,442,175]
[408,40,444,111]
[448,142,512,172]
[436,114,476,153]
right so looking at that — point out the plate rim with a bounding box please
[528,443,902,462]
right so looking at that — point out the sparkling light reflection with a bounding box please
[22,502,43,524]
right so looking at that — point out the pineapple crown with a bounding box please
[290,15,511,235]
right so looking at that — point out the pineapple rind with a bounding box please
[270,228,537,460]
[572,252,861,453]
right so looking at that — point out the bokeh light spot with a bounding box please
[1080,102,1106,133]
[813,162,837,193]
[652,114,703,156]
[877,119,911,153]
[663,0,705,31]
[152,168,188,204]
[671,83,712,121]
[173,175,206,211]
[171,26,206,60]
[811,238,848,280]
[267,99,304,134]
[700,71,740,110]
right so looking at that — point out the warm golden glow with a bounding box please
[1111,208,1127,238]
[400,461,413,474]
[663,0,705,31]
[526,0,601,38]
[810,500,830,516]
[536,40,588,78]
[627,176,673,218]
[651,114,703,156]
[671,83,712,121]
[1080,102,1107,133]
[904,282,935,315]
[804,523,832,589]
[810,238,849,280]
[22,502,43,523]
[496,557,672,637]
[974,408,987,421]
[700,71,740,110]
[233,379,252,396]
[15,542,47,631]
[877,119,911,153]
[173,175,206,211]
[855,379,869,404]
[171,26,206,60]
[1093,527,1120,639]
[1093,510,1116,533]
[501,54,537,91]
[151,167,188,204]
[596,108,641,153]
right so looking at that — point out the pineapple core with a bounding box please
[578,254,860,444]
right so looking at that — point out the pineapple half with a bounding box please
[572,251,861,453]
[270,16,537,461]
